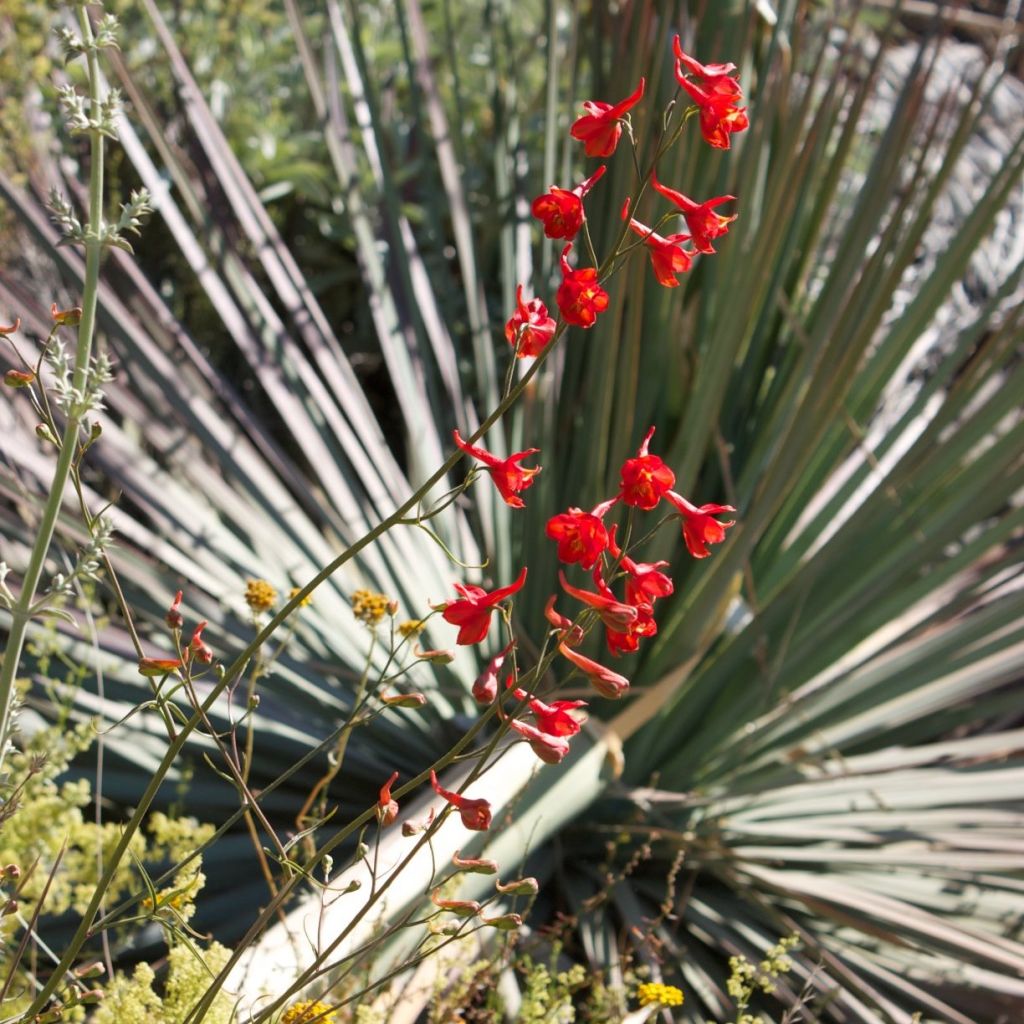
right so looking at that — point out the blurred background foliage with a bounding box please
[1,0,1023,1021]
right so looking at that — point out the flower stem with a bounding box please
[0,4,105,777]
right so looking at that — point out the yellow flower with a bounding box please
[351,588,391,627]
[245,579,278,613]
[288,586,313,608]
[637,981,684,1007]
[398,619,426,637]
[281,1000,337,1024]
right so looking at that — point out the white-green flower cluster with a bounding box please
[724,934,800,1024]
[45,337,114,418]
[55,13,120,64]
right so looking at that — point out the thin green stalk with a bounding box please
[0,4,105,776]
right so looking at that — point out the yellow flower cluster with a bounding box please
[245,578,278,613]
[281,999,337,1024]
[351,588,391,626]
[288,586,313,607]
[398,618,426,637]
[637,981,684,1007]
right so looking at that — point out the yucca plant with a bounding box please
[1,0,1022,1021]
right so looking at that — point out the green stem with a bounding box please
[0,4,105,779]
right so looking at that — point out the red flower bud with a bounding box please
[4,369,35,388]
[431,770,492,831]
[50,302,82,326]
[472,641,514,705]
[165,590,184,629]
[559,643,630,699]
[430,888,482,917]
[378,771,399,827]
[381,691,429,708]
[138,656,183,678]
[452,850,499,875]
[187,620,213,664]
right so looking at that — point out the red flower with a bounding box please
[665,490,736,558]
[505,678,587,736]
[570,78,646,157]
[378,771,399,827]
[605,601,658,656]
[556,245,609,328]
[623,558,674,605]
[675,74,748,150]
[651,172,736,254]
[438,567,528,645]
[672,40,747,150]
[165,589,184,629]
[138,656,183,677]
[505,285,557,358]
[431,770,492,830]
[453,430,541,508]
[606,524,674,605]
[472,641,515,706]
[186,620,213,664]
[532,165,607,240]
[559,570,638,632]
[529,696,587,737]
[546,507,610,569]
[620,426,676,509]
[0,319,21,336]
[673,35,739,86]
[559,643,630,699]
[626,218,694,287]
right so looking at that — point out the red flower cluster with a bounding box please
[673,36,749,150]
[422,39,746,827]
[545,427,736,668]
